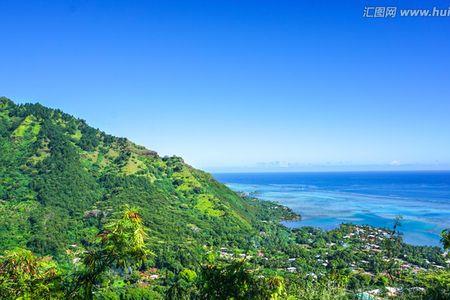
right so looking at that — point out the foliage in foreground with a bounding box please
[0,248,61,299]
[1,98,449,299]
[1,208,449,299]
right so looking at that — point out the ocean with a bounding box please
[213,171,450,247]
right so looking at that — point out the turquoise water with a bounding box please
[213,172,450,247]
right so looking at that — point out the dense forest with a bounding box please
[0,97,449,299]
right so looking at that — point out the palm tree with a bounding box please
[74,206,151,299]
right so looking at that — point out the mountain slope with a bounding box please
[0,97,290,263]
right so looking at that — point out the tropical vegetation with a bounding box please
[0,97,449,299]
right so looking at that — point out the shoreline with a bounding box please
[238,190,444,248]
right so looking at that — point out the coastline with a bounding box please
[216,171,450,247]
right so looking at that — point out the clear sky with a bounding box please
[1,1,450,172]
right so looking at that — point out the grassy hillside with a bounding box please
[1,97,448,299]
[0,97,293,263]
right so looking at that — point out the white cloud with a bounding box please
[390,160,401,166]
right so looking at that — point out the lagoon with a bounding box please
[214,171,450,246]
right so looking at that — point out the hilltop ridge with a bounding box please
[1,97,449,299]
[0,97,294,260]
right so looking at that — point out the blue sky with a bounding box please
[1,1,450,171]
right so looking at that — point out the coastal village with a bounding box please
[215,224,448,299]
[65,199,449,299]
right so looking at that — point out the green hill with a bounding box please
[0,97,293,262]
[2,97,448,299]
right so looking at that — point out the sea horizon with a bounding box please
[212,169,450,174]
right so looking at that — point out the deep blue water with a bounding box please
[213,171,450,247]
